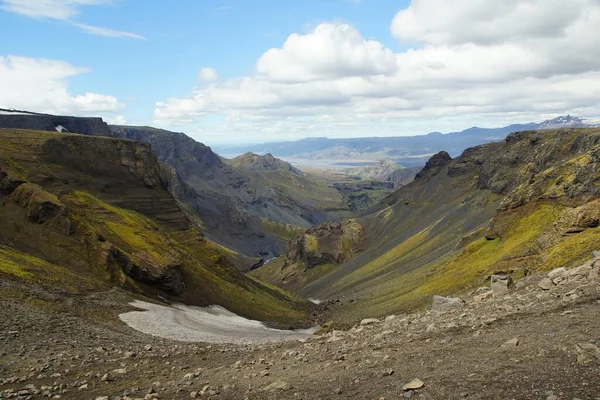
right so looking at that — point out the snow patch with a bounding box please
[119,300,318,344]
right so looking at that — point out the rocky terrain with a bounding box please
[1,255,598,399]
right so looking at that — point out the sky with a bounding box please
[0,0,599,145]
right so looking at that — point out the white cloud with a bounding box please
[198,67,219,82]
[0,0,107,20]
[257,23,398,82]
[0,55,125,118]
[154,1,600,141]
[391,0,585,45]
[73,23,146,39]
[0,0,144,39]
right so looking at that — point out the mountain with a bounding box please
[106,126,351,262]
[0,128,310,326]
[538,115,590,129]
[347,159,420,187]
[252,128,600,322]
[229,152,299,172]
[217,116,597,167]
[0,110,355,264]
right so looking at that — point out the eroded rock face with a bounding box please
[7,183,68,225]
[555,199,600,234]
[103,246,184,295]
[0,171,25,195]
[285,219,364,268]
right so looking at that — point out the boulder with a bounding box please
[538,278,555,290]
[490,274,513,296]
[431,295,464,314]
[360,318,380,326]
[263,380,292,391]
[402,378,424,391]
[567,264,592,278]
[547,267,566,280]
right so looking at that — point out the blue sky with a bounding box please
[1,0,599,145]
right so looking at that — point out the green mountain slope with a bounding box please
[257,128,600,322]
[0,129,310,326]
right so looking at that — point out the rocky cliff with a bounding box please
[0,110,111,136]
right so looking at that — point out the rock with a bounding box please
[144,345,153,351]
[360,318,380,326]
[334,388,343,395]
[431,295,464,314]
[473,290,493,302]
[112,368,127,375]
[189,391,198,398]
[100,373,113,382]
[78,384,88,391]
[263,380,292,391]
[95,397,109,400]
[402,378,424,391]
[546,395,558,400]
[567,264,592,278]
[575,342,600,364]
[381,368,394,377]
[502,338,520,348]
[547,267,566,280]
[537,278,555,290]
[490,274,513,296]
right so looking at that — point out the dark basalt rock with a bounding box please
[415,151,452,180]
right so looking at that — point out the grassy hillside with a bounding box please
[259,129,600,322]
[0,129,310,326]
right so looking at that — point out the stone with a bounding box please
[100,373,112,382]
[502,338,520,348]
[189,391,198,399]
[402,378,424,391]
[112,368,127,375]
[95,397,109,400]
[263,380,292,391]
[431,295,464,314]
[381,368,394,377]
[575,342,600,364]
[490,274,513,296]
[537,278,555,290]
[78,384,88,391]
[473,290,493,302]
[547,267,566,280]
[360,318,380,326]
[567,264,592,278]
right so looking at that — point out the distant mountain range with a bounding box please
[217,115,598,167]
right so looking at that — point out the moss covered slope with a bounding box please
[269,129,600,322]
[0,129,310,326]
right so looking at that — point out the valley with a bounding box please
[1,112,599,400]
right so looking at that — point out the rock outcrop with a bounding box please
[285,219,364,269]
